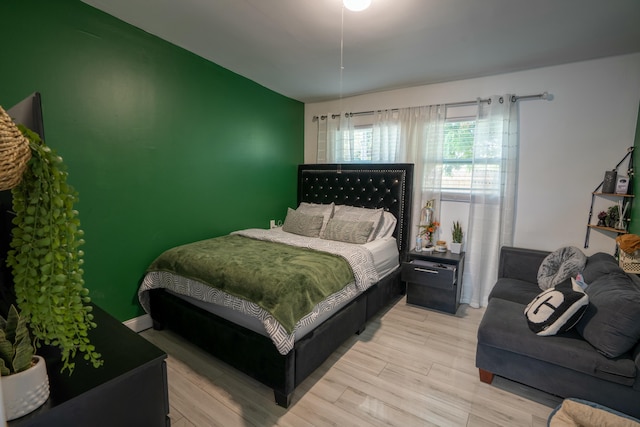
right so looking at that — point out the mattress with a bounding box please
[139,228,399,354]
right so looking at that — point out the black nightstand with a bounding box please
[401,250,465,314]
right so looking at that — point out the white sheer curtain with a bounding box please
[371,109,401,162]
[316,113,355,163]
[318,106,445,241]
[462,95,519,308]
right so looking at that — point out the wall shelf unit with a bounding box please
[584,147,634,248]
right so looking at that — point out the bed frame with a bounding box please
[148,163,414,407]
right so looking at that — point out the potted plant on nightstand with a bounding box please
[450,221,463,254]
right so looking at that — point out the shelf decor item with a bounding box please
[602,169,617,194]
[606,205,620,229]
[597,211,607,227]
[615,175,630,194]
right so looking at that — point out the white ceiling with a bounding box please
[81,0,640,103]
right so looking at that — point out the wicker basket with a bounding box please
[0,105,31,191]
[618,248,640,274]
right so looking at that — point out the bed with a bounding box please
[138,163,414,407]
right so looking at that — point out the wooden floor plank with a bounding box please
[140,298,556,426]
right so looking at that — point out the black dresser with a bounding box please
[9,304,169,427]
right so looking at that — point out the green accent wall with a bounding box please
[0,0,303,321]
[631,102,640,235]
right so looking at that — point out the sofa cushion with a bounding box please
[489,277,541,305]
[575,272,640,358]
[524,279,589,336]
[537,246,587,290]
[580,252,624,284]
[478,298,637,386]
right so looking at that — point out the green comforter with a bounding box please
[147,235,354,333]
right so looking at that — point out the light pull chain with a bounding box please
[339,5,345,104]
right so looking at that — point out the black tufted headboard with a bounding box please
[298,163,414,258]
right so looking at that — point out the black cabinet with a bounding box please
[9,304,169,427]
[402,250,465,314]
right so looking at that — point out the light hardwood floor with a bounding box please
[140,298,559,427]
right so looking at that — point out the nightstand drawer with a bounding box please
[401,260,456,289]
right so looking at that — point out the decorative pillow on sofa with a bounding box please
[282,208,324,237]
[580,252,624,284]
[524,278,589,336]
[537,246,587,290]
[575,271,640,358]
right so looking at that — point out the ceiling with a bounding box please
[81,0,640,103]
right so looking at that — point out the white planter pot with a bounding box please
[1,355,50,421]
[450,242,462,254]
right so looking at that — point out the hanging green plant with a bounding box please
[6,125,102,374]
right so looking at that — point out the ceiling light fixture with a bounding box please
[343,0,371,12]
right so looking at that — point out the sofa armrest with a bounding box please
[498,246,550,283]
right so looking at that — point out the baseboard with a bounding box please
[123,314,153,333]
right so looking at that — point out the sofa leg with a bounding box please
[478,369,494,384]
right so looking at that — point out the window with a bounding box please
[352,126,373,161]
[442,113,503,201]
[336,125,373,162]
[441,118,475,200]
[332,110,501,201]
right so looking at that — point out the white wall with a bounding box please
[304,53,640,255]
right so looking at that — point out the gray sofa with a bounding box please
[476,246,640,418]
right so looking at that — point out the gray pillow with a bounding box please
[580,252,624,284]
[296,202,334,237]
[282,208,324,238]
[537,246,587,290]
[575,272,640,358]
[322,219,374,244]
[333,206,383,242]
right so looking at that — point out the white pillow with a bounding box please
[333,205,383,242]
[375,211,397,240]
[296,202,334,237]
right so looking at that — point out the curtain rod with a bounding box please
[312,92,549,122]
